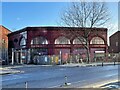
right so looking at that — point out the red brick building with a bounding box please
[0,25,11,63]
[8,27,108,65]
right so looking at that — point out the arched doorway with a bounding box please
[54,36,71,64]
[90,36,105,62]
[31,36,49,64]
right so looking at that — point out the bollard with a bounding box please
[65,76,67,85]
[102,62,103,67]
[25,81,28,89]
[114,61,115,65]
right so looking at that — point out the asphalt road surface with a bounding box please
[1,65,119,88]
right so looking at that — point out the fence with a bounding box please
[107,53,120,62]
[31,52,120,65]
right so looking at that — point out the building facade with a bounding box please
[0,25,11,63]
[108,31,120,62]
[109,31,120,53]
[8,27,108,65]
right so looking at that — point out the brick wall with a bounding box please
[109,31,120,53]
[0,25,11,60]
[8,27,108,63]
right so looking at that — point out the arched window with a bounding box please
[31,36,48,45]
[20,37,26,47]
[55,36,70,44]
[73,37,86,44]
[90,37,104,44]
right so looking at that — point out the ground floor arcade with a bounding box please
[10,45,107,65]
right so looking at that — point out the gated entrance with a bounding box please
[11,49,30,65]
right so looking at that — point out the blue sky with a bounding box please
[1,2,118,36]
[2,2,68,30]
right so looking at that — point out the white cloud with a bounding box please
[16,17,21,21]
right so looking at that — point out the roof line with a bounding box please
[0,25,12,32]
[109,30,120,38]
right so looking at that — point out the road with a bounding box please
[1,65,119,88]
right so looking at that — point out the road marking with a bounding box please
[59,68,66,71]
[104,74,118,77]
[2,74,30,82]
[92,79,119,88]
[49,84,61,88]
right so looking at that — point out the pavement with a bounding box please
[60,79,120,88]
[59,62,120,67]
[0,67,24,75]
[0,62,119,75]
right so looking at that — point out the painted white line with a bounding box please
[59,68,66,71]
[49,84,61,88]
[71,80,86,84]
[104,74,118,77]
[2,76,22,81]
[2,74,30,82]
